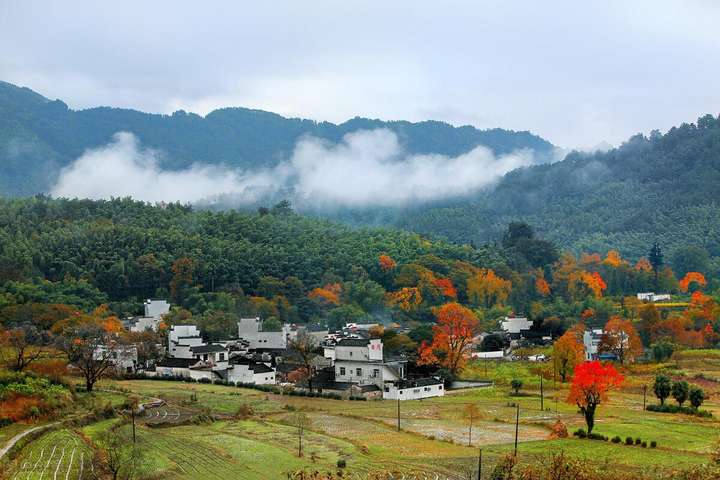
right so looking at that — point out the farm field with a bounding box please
[3,354,720,479]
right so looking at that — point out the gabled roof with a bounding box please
[156,358,196,368]
[191,344,227,354]
[252,363,274,374]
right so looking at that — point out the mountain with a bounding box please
[0,80,555,197]
[397,114,720,259]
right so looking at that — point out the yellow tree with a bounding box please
[553,327,586,382]
[418,303,478,376]
[467,269,511,308]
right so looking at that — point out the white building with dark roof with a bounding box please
[168,325,204,359]
[237,317,293,350]
[129,299,171,333]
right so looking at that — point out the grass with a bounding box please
[5,350,720,478]
[3,428,94,479]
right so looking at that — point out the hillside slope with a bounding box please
[398,114,720,258]
[0,80,554,196]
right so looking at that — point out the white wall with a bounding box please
[383,383,445,400]
[237,317,289,349]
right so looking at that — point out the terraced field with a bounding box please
[5,429,93,480]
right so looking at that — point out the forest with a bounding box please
[0,196,717,355]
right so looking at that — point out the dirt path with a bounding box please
[0,422,59,460]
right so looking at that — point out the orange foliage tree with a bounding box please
[308,284,342,306]
[535,274,551,297]
[378,254,397,272]
[417,303,478,376]
[432,277,457,299]
[467,269,511,308]
[635,258,653,272]
[387,287,423,312]
[598,316,643,364]
[679,272,707,293]
[567,361,623,434]
[553,328,586,382]
[603,250,625,268]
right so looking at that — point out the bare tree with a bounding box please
[288,332,319,392]
[1,324,48,371]
[97,427,145,480]
[293,412,311,457]
[463,403,480,446]
[59,324,117,392]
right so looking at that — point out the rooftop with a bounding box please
[191,344,227,354]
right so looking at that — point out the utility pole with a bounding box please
[643,385,647,411]
[514,404,519,457]
[477,448,482,480]
[397,396,400,432]
[131,408,136,444]
[540,374,544,411]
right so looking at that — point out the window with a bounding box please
[349,351,353,357]
[439,385,443,390]
[340,367,346,376]
[373,369,380,378]
[219,353,225,361]
[356,368,362,377]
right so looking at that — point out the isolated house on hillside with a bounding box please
[500,316,533,338]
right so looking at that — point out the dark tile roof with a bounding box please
[191,344,227,354]
[156,358,195,368]
[396,377,444,388]
[252,363,274,374]
[336,338,370,347]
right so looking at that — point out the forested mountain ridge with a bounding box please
[0,80,555,196]
[398,114,720,259]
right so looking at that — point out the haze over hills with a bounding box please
[1,80,720,260]
[0,80,554,198]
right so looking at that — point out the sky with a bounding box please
[2,1,720,149]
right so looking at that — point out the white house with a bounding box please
[383,378,445,400]
[333,338,404,387]
[94,344,138,374]
[583,329,604,361]
[190,344,229,370]
[500,316,533,337]
[637,292,671,302]
[153,357,197,377]
[471,350,505,359]
[130,299,171,332]
[168,325,204,359]
[237,317,292,350]
[227,359,276,385]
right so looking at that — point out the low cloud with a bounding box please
[52,130,537,207]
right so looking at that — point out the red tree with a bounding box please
[567,361,624,435]
[417,303,478,376]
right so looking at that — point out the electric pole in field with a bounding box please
[131,407,136,443]
[540,374,544,411]
[477,447,482,480]
[514,404,520,457]
[643,384,647,411]
[397,396,400,431]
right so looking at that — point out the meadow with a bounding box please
[2,353,720,479]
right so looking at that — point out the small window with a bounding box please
[373,369,380,378]
[439,385,443,390]
[356,368,362,377]
[340,367,346,376]
[219,353,225,361]
[349,351,353,356]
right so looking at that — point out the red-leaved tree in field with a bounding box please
[567,361,623,435]
[417,303,478,376]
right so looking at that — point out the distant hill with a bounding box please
[396,114,720,259]
[0,80,555,197]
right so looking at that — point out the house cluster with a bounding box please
[125,299,171,332]
[309,334,445,401]
[147,318,286,385]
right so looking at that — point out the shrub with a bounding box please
[642,441,647,448]
[587,432,607,441]
[689,386,705,409]
[625,437,634,445]
[635,438,642,445]
[611,436,621,443]
[573,428,587,438]
[337,459,346,469]
[650,441,657,448]
[646,403,712,417]
[511,379,523,395]
[672,380,690,406]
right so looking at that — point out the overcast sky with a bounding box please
[2,1,719,149]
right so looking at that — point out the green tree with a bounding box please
[653,374,672,406]
[671,380,689,407]
[689,386,705,409]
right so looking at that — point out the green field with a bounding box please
[3,354,720,479]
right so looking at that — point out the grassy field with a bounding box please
[3,352,720,479]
